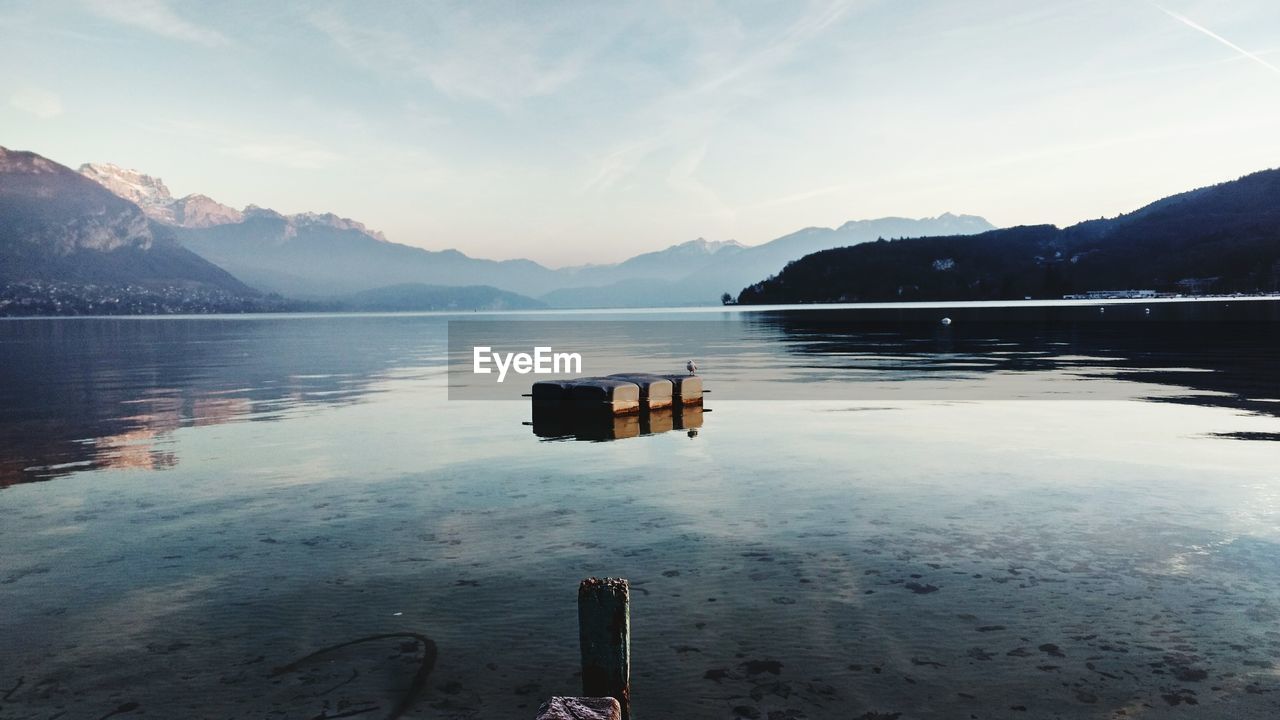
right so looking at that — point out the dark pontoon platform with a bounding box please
[532,373,702,416]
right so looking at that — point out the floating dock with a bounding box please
[530,374,705,441]
[533,373,703,415]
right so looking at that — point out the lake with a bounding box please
[2,302,1279,719]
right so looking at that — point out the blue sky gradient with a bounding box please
[3,0,1279,265]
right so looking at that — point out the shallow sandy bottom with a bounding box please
[3,397,1280,719]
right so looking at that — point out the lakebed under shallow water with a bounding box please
[2,305,1279,719]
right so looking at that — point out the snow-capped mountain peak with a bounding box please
[290,211,387,241]
[78,162,245,229]
[78,162,175,219]
[172,194,244,228]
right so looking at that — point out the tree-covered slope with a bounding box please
[739,169,1280,304]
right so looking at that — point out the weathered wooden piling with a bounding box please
[578,577,631,719]
[535,696,621,720]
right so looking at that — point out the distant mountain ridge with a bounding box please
[543,214,996,307]
[559,237,746,285]
[79,162,387,237]
[738,169,1280,304]
[169,206,564,299]
[76,160,995,306]
[78,162,245,228]
[77,162,571,298]
[0,147,253,294]
[0,148,557,315]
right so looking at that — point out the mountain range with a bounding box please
[10,144,1280,315]
[79,162,246,228]
[543,214,995,307]
[738,168,1280,304]
[0,147,251,295]
[66,160,995,306]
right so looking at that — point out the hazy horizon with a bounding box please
[4,0,1280,265]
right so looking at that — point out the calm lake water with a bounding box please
[2,304,1279,719]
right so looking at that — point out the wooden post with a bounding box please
[578,577,630,719]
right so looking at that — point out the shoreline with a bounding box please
[3,293,1280,321]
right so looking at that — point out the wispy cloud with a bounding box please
[581,135,669,194]
[222,143,340,170]
[308,6,600,110]
[752,183,851,210]
[9,87,63,118]
[135,118,343,171]
[84,0,229,47]
[582,0,860,194]
[692,0,853,96]
[1152,2,1280,77]
[666,142,735,222]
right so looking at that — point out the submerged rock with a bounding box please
[535,696,621,720]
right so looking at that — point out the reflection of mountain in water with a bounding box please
[0,316,446,487]
[4,304,1277,487]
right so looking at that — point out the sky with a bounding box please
[2,0,1280,267]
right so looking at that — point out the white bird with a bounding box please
[686,359,698,375]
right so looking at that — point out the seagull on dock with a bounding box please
[686,359,698,375]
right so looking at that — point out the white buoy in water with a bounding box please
[940,317,952,325]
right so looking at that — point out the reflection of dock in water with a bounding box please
[531,404,704,441]
[528,373,705,441]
